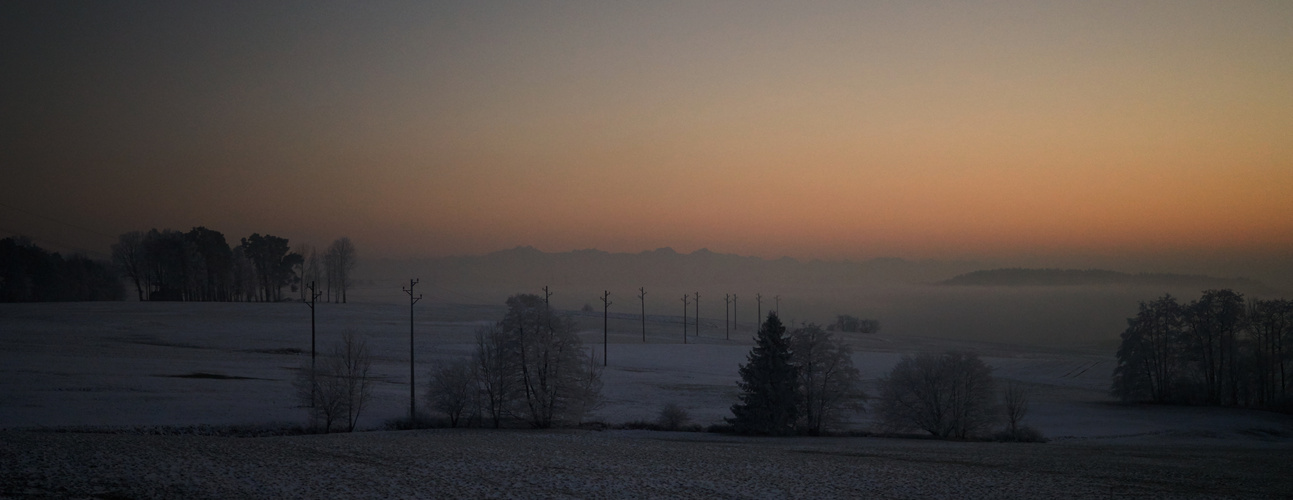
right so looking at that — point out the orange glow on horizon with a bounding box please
[3,2,1291,267]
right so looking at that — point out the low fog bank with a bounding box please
[353,247,1288,347]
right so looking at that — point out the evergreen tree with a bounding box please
[729,312,799,435]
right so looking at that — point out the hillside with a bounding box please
[942,268,1267,290]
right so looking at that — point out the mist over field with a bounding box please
[356,246,1287,348]
[5,244,1292,497]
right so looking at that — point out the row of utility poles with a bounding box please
[305,277,425,421]
[306,280,780,423]
[595,287,781,352]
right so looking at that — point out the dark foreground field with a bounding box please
[2,429,1289,499]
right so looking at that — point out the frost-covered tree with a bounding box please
[426,358,477,427]
[456,294,602,428]
[501,294,601,428]
[790,324,864,435]
[474,324,518,428]
[729,312,799,435]
[294,331,374,433]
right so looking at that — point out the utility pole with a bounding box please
[694,292,700,338]
[543,285,553,332]
[724,293,730,341]
[304,280,321,407]
[756,293,762,327]
[637,287,647,343]
[600,290,611,367]
[403,279,422,422]
[681,294,689,344]
[732,294,737,335]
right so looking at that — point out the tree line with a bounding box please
[1113,289,1293,411]
[730,311,1041,440]
[0,236,124,302]
[111,227,357,303]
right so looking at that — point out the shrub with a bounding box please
[657,403,691,430]
[992,425,1048,443]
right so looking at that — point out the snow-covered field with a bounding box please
[3,301,1289,441]
[2,301,1291,497]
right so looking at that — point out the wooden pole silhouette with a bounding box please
[304,280,322,407]
[637,287,647,343]
[724,293,730,341]
[601,290,611,367]
[543,285,553,331]
[694,291,700,338]
[756,293,762,326]
[732,294,737,334]
[681,294,689,344]
[403,278,422,421]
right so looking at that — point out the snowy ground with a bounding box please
[4,429,1291,499]
[3,301,1291,498]
[3,301,1290,443]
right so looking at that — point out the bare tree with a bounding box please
[1246,298,1293,406]
[427,358,477,427]
[336,331,374,431]
[568,346,605,424]
[474,324,518,428]
[790,324,865,435]
[111,231,149,301]
[467,294,602,428]
[230,246,258,302]
[294,331,374,433]
[1002,381,1029,435]
[505,294,601,428]
[293,244,320,302]
[324,237,358,303]
[876,351,997,439]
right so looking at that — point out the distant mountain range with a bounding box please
[942,268,1266,290]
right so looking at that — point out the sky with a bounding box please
[3,0,1291,272]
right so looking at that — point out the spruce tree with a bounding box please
[728,312,799,435]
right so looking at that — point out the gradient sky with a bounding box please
[3,1,1291,269]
